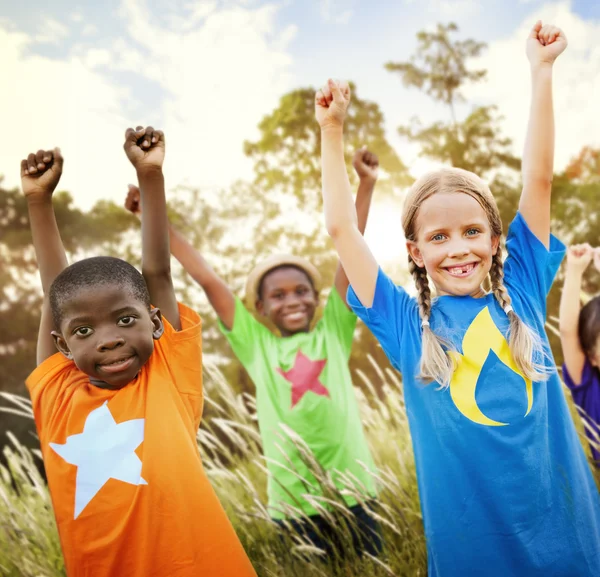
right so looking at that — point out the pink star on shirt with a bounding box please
[277,350,329,409]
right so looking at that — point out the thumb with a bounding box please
[530,20,542,38]
[52,147,64,171]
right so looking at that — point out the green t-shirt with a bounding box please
[219,288,377,519]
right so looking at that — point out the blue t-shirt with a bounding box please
[563,359,600,467]
[348,213,600,577]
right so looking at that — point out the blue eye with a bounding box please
[466,228,480,236]
[431,233,445,241]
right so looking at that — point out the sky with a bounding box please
[1,0,599,264]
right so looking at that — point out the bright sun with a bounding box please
[364,198,406,266]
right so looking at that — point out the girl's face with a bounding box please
[406,192,500,298]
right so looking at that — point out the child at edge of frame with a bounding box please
[20,128,257,577]
[559,243,600,468]
[124,147,384,560]
[317,19,600,577]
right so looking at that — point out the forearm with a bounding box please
[522,65,555,190]
[355,179,375,235]
[333,178,375,304]
[27,198,68,294]
[321,127,359,238]
[169,225,221,288]
[559,268,583,335]
[137,168,171,276]
[169,224,235,327]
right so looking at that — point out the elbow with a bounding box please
[326,220,356,241]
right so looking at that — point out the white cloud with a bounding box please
[428,0,481,16]
[81,23,98,36]
[319,0,354,24]
[112,0,296,197]
[0,26,131,209]
[466,1,600,171]
[35,16,70,45]
[1,0,296,210]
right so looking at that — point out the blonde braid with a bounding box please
[490,252,550,381]
[410,256,455,388]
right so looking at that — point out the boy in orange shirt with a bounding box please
[21,128,257,577]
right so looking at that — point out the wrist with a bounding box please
[530,62,554,75]
[25,194,54,208]
[358,177,376,189]
[136,165,164,179]
[320,125,344,138]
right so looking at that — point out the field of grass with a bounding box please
[0,356,597,577]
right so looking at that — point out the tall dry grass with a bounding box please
[0,353,597,577]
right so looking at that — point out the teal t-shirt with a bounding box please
[220,288,377,519]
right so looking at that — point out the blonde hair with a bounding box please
[402,167,550,388]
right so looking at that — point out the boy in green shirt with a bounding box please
[125,149,382,557]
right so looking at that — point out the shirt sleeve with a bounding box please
[346,267,417,370]
[503,212,566,316]
[25,354,84,444]
[218,296,272,367]
[562,359,596,391]
[153,302,203,395]
[318,287,358,359]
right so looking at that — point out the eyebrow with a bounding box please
[422,221,487,236]
[65,307,139,328]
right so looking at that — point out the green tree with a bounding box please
[386,22,521,197]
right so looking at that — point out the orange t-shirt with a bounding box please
[26,303,257,577]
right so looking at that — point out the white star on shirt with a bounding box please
[50,401,147,519]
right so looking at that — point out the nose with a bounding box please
[96,334,125,352]
[447,239,470,258]
[284,293,303,309]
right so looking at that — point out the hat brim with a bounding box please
[245,254,322,310]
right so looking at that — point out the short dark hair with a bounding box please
[49,256,151,329]
[579,295,600,358]
[257,265,315,301]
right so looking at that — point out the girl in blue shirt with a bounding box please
[316,20,600,577]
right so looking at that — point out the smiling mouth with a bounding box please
[97,356,136,374]
[284,311,307,322]
[445,262,478,277]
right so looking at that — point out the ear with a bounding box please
[406,240,424,268]
[491,235,500,256]
[255,299,267,317]
[150,308,165,340]
[51,331,73,360]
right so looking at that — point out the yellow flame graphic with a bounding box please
[448,307,532,427]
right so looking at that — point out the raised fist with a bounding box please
[124,184,141,218]
[315,79,351,131]
[20,148,64,201]
[352,148,379,183]
[526,21,567,66]
[566,243,593,273]
[123,126,165,172]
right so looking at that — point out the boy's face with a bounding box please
[52,284,163,389]
[256,267,318,336]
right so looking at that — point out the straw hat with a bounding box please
[245,254,322,310]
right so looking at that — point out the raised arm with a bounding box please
[123,126,181,330]
[20,148,68,364]
[124,185,236,330]
[559,244,593,384]
[519,21,567,247]
[333,148,378,307]
[316,79,379,307]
